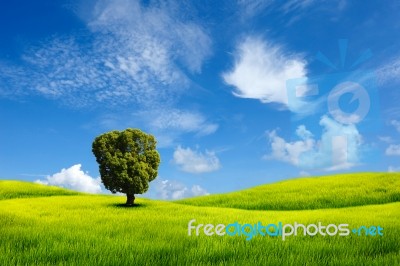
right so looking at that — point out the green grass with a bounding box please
[0,180,80,200]
[0,173,400,265]
[176,172,400,210]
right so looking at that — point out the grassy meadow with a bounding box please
[177,173,400,210]
[0,173,400,265]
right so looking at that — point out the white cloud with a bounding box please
[266,115,363,170]
[236,0,324,21]
[0,0,211,108]
[299,171,310,176]
[173,146,221,174]
[147,109,218,136]
[386,144,400,156]
[237,0,273,19]
[222,36,308,111]
[377,57,400,85]
[383,120,400,156]
[378,136,393,143]
[267,130,315,166]
[89,0,211,74]
[152,179,209,200]
[35,164,102,193]
[95,108,218,147]
[139,108,219,147]
[296,125,313,140]
[388,166,400,172]
[0,0,216,145]
[390,120,400,133]
[191,185,210,197]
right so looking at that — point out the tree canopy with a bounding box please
[92,128,160,205]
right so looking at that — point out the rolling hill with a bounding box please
[0,173,399,265]
[0,180,80,200]
[176,172,400,210]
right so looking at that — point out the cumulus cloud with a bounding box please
[386,144,400,156]
[266,115,363,170]
[222,36,307,110]
[35,164,102,193]
[173,146,221,174]
[152,179,209,200]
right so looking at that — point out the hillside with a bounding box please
[176,172,400,210]
[0,175,399,265]
[0,180,80,200]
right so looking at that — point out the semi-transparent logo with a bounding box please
[286,39,380,169]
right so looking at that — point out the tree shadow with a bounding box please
[110,203,147,208]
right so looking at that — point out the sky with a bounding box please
[1,0,400,199]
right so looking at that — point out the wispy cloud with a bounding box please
[378,136,394,143]
[386,144,400,156]
[237,0,273,19]
[236,0,346,24]
[88,0,212,74]
[222,36,308,111]
[92,108,218,147]
[35,164,102,193]
[0,0,212,109]
[173,146,221,174]
[0,0,216,144]
[237,0,315,20]
[281,0,316,14]
[265,115,363,171]
[376,57,400,85]
[138,108,219,147]
[146,109,218,136]
[390,120,400,133]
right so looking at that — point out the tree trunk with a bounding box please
[126,193,135,206]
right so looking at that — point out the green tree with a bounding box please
[92,128,160,206]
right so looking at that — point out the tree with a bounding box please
[92,128,160,206]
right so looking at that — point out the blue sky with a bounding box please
[1,0,400,199]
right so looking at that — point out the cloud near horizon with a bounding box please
[265,115,363,171]
[384,120,400,156]
[35,164,102,193]
[173,146,221,174]
[150,179,209,200]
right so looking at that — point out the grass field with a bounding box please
[1,173,400,265]
[177,173,400,210]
